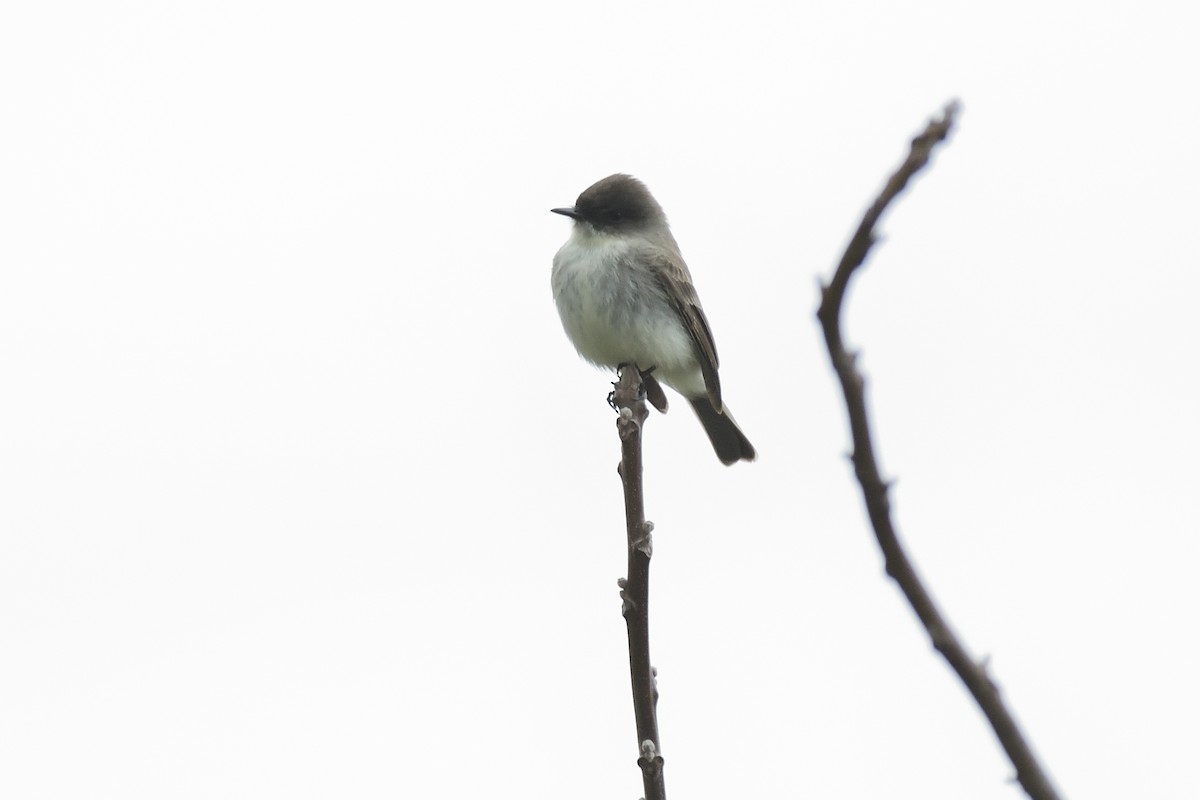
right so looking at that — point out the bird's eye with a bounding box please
[607,210,623,222]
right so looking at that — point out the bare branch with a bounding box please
[816,101,1063,800]
[612,365,666,800]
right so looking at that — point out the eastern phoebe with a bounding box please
[551,174,756,465]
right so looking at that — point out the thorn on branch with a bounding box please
[633,521,654,557]
[617,577,635,616]
[979,655,1000,691]
[617,406,640,441]
[637,739,664,776]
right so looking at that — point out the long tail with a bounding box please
[688,397,756,465]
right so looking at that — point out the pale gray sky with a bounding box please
[3,1,1198,797]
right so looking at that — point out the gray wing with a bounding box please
[647,246,723,411]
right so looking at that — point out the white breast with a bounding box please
[551,226,702,393]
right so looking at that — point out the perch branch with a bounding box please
[613,365,666,800]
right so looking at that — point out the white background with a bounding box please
[3,1,1197,797]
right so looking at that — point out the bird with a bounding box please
[550,174,755,465]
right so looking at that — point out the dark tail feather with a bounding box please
[688,397,756,465]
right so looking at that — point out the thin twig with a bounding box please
[613,365,666,800]
[816,100,1063,800]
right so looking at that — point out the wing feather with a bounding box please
[646,246,723,411]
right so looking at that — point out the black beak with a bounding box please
[550,207,582,220]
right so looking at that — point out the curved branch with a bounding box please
[816,101,1063,800]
